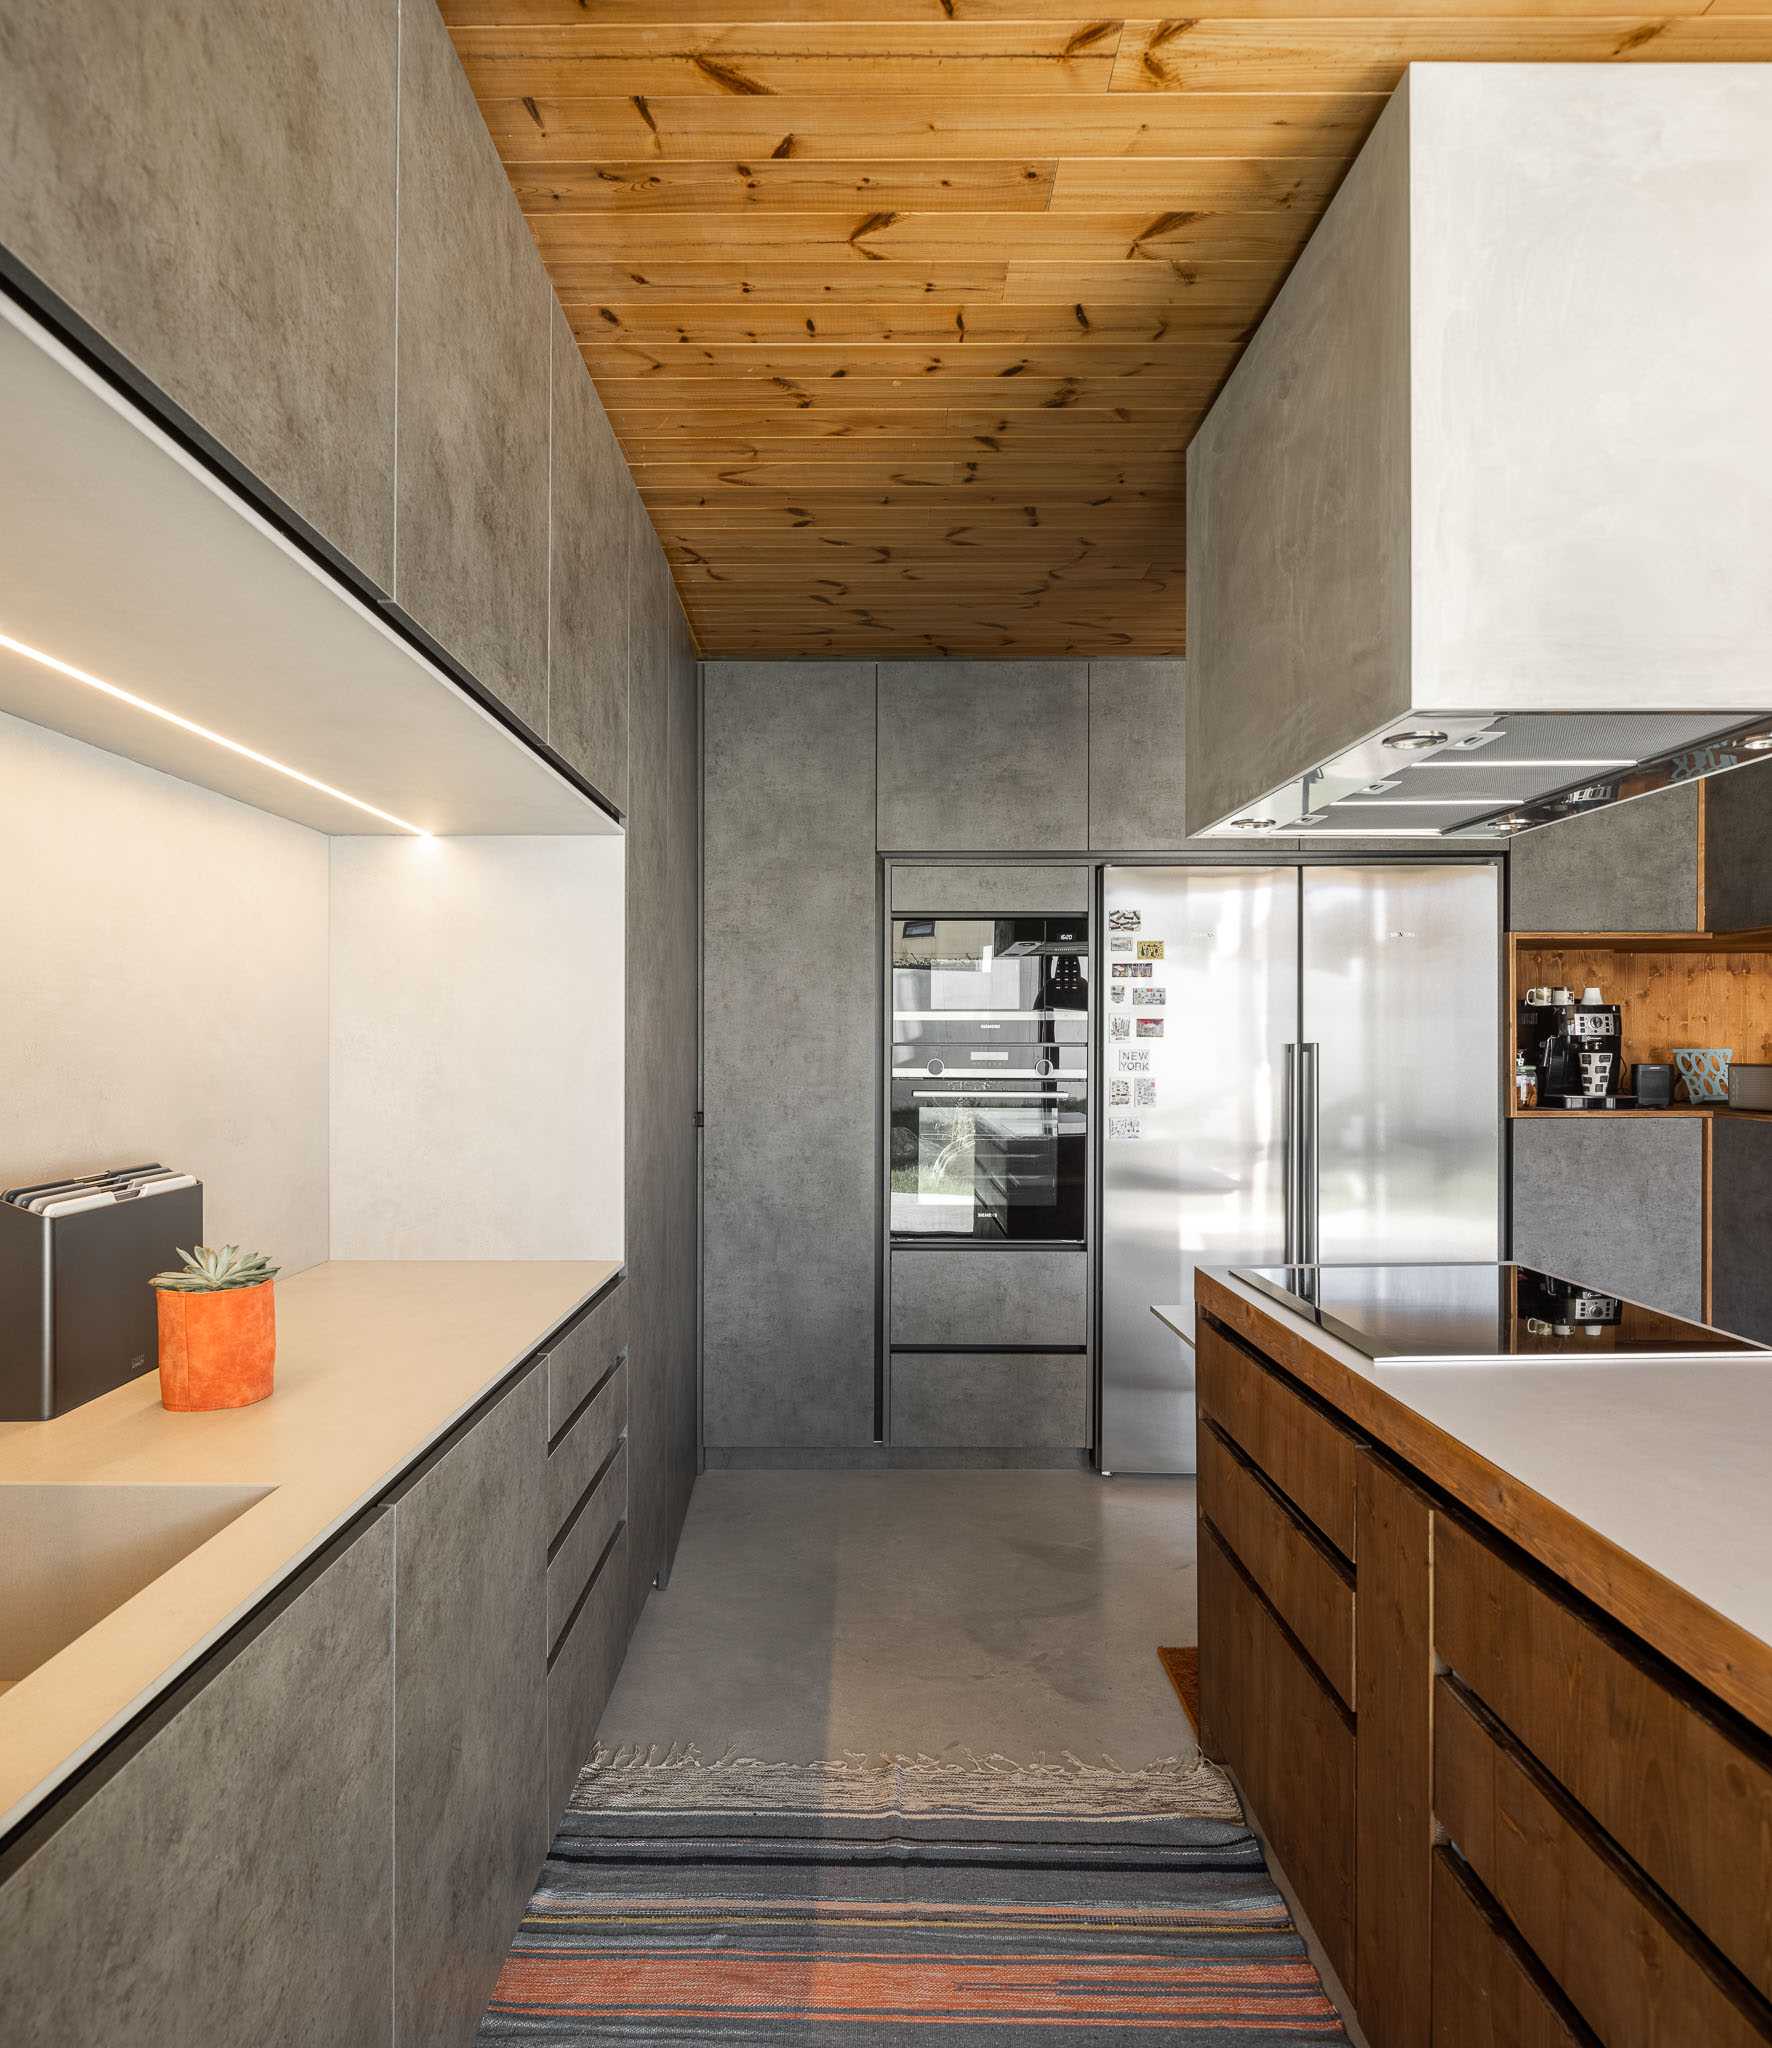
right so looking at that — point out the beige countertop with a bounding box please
[0,1257,617,1837]
[1162,1275,1772,1737]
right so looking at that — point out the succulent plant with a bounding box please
[150,1244,281,1293]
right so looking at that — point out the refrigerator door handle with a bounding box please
[1299,1041,1321,1265]
[1283,1041,1299,1264]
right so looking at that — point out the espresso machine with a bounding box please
[1519,989,1625,1108]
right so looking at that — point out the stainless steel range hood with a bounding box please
[1183,66,1772,842]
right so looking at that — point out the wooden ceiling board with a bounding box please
[441,6,1772,656]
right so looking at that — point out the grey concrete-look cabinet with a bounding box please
[1089,658,1193,850]
[1508,782,1700,933]
[547,299,631,811]
[393,1365,548,2048]
[1699,760,1772,933]
[704,662,878,1448]
[625,530,701,1600]
[890,864,1089,915]
[890,1353,1089,1449]
[1712,1117,1772,1344]
[1512,1118,1704,1321]
[0,1517,396,2042]
[395,0,550,736]
[890,1247,1088,1349]
[0,0,399,587]
[878,661,1088,852]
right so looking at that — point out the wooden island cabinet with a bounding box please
[1192,1276,1772,2048]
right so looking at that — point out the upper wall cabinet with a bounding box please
[1089,658,1192,851]
[878,661,1087,852]
[1509,784,1699,934]
[395,0,550,738]
[0,0,398,588]
[548,300,631,812]
[1701,762,1772,934]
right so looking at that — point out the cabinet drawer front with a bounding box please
[1199,1523,1357,1998]
[547,1523,629,1824]
[548,1440,627,1656]
[1199,1422,1354,1707]
[890,1247,1086,1349]
[889,1352,1088,1448]
[547,1283,627,1442]
[1436,1516,1772,2003]
[1435,1677,1771,2048]
[1197,1319,1357,1559]
[1431,1848,1588,2048]
[547,1355,628,1540]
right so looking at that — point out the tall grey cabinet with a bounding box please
[703,662,878,1449]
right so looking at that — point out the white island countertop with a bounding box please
[1163,1270,1772,1740]
[0,1257,618,1837]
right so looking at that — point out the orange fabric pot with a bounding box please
[156,1279,276,1411]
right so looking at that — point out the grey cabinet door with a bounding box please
[878,661,1088,852]
[1508,783,1699,933]
[0,0,398,586]
[703,661,878,1448]
[1711,1118,1772,1344]
[0,1517,395,2042]
[1698,760,1772,934]
[394,0,550,734]
[1512,1118,1704,1321]
[547,299,631,811]
[625,551,701,1600]
[1089,658,1193,850]
[890,1247,1088,1349]
[890,1353,1089,1448]
[393,1364,548,2048]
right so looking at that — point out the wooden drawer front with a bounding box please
[547,1283,627,1442]
[1199,1422,1354,1707]
[1436,1677,1771,2048]
[1436,1517,1772,2004]
[547,1523,629,1823]
[1431,1848,1588,2048]
[547,1356,627,1540]
[1197,1319,1357,1558]
[1199,1523,1357,1999]
[548,1440,627,1656]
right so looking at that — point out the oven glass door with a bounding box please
[890,916,1089,1241]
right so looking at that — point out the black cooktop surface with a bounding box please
[1233,1263,1763,1361]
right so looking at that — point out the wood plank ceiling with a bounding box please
[441,2,1772,658]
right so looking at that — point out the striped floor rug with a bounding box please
[477,1749,1350,2042]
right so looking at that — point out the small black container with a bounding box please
[1633,1062,1676,1108]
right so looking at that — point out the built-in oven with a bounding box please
[889,915,1089,1241]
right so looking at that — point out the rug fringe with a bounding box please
[570,1743,1243,1823]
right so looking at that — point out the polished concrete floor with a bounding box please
[600,1469,1200,1766]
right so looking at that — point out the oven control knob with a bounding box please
[1035,1057,1054,1078]
[926,1058,945,1076]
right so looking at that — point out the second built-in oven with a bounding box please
[889,914,1089,1242]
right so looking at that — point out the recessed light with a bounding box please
[0,629,433,836]
[1230,817,1279,831]
[1382,728,1450,752]
[1741,734,1772,753]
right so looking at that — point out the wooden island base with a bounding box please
[1192,1279,1772,2048]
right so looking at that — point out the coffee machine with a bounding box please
[1519,989,1625,1107]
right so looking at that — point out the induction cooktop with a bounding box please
[1232,1263,1765,1362]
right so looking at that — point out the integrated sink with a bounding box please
[0,1482,271,1693]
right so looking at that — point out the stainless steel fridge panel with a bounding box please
[1302,865,1501,1266]
[1099,866,1299,1473]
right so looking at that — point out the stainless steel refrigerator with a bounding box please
[1099,864,1500,1473]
